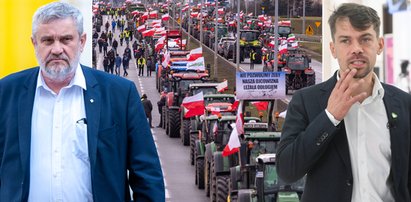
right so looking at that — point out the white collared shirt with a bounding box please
[29,64,93,202]
[326,73,394,202]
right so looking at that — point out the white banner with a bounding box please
[236,72,286,100]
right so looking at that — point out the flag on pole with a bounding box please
[161,13,170,21]
[182,92,205,118]
[216,80,228,92]
[236,101,244,135]
[137,25,146,32]
[186,46,203,61]
[142,29,155,37]
[222,123,240,156]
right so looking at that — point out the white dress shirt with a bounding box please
[326,73,394,202]
[29,65,93,202]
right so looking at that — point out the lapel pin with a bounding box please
[90,99,94,103]
[391,112,397,119]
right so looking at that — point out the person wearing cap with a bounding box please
[141,94,153,128]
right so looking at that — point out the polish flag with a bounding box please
[142,12,149,20]
[161,50,170,67]
[186,46,203,61]
[251,101,269,111]
[222,123,240,156]
[182,6,189,12]
[142,29,155,37]
[162,13,170,21]
[216,80,228,92]
[212,121,218,136]
[218,8,225,15]
[182,92,205,118]
[190,12,199,18]
[137,25,146,32]
[279,43,288,54]
[149,11,158,18]
[235,101,244,135]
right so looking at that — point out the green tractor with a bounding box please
[235,153,305,202]
[234,30,262,64]
[193,114,259,193]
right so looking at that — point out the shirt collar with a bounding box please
[336,70,384,100]
[36,64,87,92]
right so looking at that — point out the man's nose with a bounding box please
[51,41,64,55]
[351,40,364,55]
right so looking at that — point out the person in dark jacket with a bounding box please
[141,94,153,128]
[156,92,166,127]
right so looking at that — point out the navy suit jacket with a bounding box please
[0,66,165,202]
[277,72,411,202]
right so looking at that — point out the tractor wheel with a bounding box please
[205,156,210,197]
[306,74,316,87]
[164,107,169,134]
[196,158,205,189]
[190,131,196,166]
[168,109,181,138]
[210,159,217,202]
[216,175,229,202]
[181,119,190,146]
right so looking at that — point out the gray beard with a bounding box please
[37,51,80,82]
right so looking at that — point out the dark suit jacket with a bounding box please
[0,66,165,202]
[277,72,411,202]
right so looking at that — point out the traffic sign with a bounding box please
[306,25,314,36]
[315,21,321,28]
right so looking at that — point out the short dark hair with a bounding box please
[328,3,380,41]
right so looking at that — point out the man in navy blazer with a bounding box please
[0,2,164,202]
[277,3,411,202]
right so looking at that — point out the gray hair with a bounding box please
[32,2,83,37]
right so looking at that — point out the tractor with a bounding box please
[163,69,210,138]
[282,49,315,94]
[234,30,262,64]
[235,153,305,202]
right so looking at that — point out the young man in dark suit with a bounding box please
[277,3,411,202]
[0,2,164,201]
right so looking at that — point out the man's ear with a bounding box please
[80,33,87,52]
[31,36,36,46]
[330,41,337,58]
[377,37,384,55]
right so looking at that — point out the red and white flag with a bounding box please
[216,80,228,92]
[291,41,299,48]
[149,11,158,18]
[279,43,288,54]
[223,100,245,157]
[222,123,241,156]
[218,8,225,15]
[137,25,146,32]
[235,101,244,135]
[161,13,170,21]
[142,29,155,37]
[186,46,203,61]
[182,92,205,118]
[212,121,218,136]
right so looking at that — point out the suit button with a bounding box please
[346,179,352,186]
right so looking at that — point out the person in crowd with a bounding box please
[141,94,153,128]
[115,53,122,76]
[137,55,146,77]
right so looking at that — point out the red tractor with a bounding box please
[282,49,315,94]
